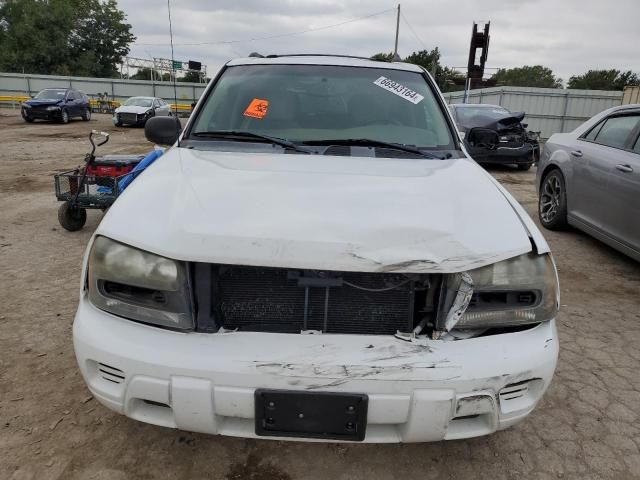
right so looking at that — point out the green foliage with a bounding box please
[492,65,562,88]
[129,67,170,82]
[0,0,135,77]
[567,69,640,91]
[402,48,464,93]
[370,52,394,62]
[178,70,204,83]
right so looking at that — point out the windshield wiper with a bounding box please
[191,130,311,154]
[302,138,444,159]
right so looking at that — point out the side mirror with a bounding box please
[145,116,182,145]
[465,127,499,150]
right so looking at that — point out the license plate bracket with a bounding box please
[255,389,368,441]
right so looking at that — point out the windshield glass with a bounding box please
[455,106,510,122]
[190,64,454,148]
[124,97,153,107]
[35,89,66,100]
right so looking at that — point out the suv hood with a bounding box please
[97,149,533,273]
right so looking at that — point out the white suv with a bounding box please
[73,55,559,443]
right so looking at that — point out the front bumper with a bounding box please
[22,107,60,120]
[73,297,559,443]
[113,112,148,125]
[468,143,534,165]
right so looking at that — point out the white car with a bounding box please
[74,55,559,443]
[113,96,172,127]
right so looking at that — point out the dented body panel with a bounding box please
[73,55,559,443]
[74,299,558,442]
[97,148,533,273]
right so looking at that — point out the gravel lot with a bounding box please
[1,109,639,480]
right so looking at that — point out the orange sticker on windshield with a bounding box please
[243,98,269,119]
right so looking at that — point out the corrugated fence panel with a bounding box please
[0,72,206,105]
[623,86,640,104]
[443,86,623,140]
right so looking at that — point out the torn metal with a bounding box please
[438,272,474,335]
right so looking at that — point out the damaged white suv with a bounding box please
[73,55,559,442]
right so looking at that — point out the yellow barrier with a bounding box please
[89,99,121,108]
[0,95,29,103]
[169,103,193,111]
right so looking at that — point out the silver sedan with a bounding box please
[113,96,173,127]
[537,104,640,261]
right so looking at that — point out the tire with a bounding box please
[82,108,91,121]
[517,162,533,171]
[58,202,87,231]
[23,115,34,123]
[538,169,568,230]
[60,109,69,124]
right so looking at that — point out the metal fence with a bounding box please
[442,86,624,140]
[0,71,207,106]
[623,86,640,104]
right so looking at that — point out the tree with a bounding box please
[403,48,464,92]
[178,70,204,83]
[0,0,135,77]
[129,67,170,82]
[70,0,136,77]
[567,69,640,91]
[492,65,562,88]
[370,52,394,62]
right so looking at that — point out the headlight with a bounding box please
[439,253,559,331]
[46,105,60,111]
[87,236,193,330]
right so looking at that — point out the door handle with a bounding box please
[570,150,583,157]
[615,164,634,173]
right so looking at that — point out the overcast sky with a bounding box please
[119,0,640,83]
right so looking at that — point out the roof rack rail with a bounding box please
[264,54,381,62]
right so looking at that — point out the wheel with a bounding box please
[82,108,91,121]
[23,115,34,123]
[60,109,69,124]
[58,202,87,231]
[517,162,533,171]
[538,169,568,230]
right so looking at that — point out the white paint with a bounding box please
[73,55,560,443]
[373,76,424,104]
[73,299,559,442]
[97,149,534,273]
[226,55,425,73]
[113,105,151,115]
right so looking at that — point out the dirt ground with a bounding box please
[1,108,639,480]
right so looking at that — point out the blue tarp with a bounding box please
[118,149,164,191]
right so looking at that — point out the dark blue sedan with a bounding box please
[21,88,91,124]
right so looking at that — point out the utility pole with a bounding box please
[393,4,401,61]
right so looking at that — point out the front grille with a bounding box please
[29,106,52,117]
[120,113,138,124]
[207,266,423,335]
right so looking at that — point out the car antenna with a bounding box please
[167,0,180,146]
